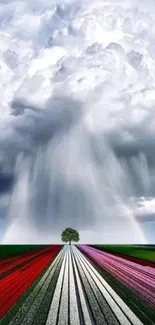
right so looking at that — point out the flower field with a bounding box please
[0,245,155,325]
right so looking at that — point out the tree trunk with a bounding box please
[69,240,71,245]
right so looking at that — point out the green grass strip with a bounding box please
[0,245,48,259]
[92,245,155,263]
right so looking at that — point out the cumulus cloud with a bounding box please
[1,0,155,243]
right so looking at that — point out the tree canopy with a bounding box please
[61,227,80,245]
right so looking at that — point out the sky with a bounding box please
[0,0,155,243]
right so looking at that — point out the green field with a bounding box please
[92,245,155,263]
[1,245,155,262]
[0,245,48,259]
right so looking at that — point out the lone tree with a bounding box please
[61,227,80,245]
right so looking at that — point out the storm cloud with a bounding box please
[1,0,155,243]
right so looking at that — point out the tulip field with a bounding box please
[0,245,155,325]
